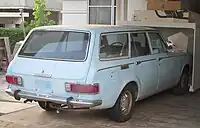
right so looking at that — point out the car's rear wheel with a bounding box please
[38,101,55,111]
[172,68,189,95]
[108,85,137,122]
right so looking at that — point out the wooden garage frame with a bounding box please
[0,37,12,73]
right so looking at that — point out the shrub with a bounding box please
[29,0,56,28]
[0,28,30,53]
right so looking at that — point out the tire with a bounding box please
[171,68,189,96]
[108,85,137,123]
[38,101,55,111]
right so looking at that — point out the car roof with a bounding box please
[32,24,157,33]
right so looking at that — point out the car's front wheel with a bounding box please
[108,85,137,122]
[172,68,190,95]
[38,101,55,111]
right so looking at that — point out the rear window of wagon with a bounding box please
[18,30,90,61]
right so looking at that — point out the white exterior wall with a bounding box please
[0,0,26,8]
[115,0,148,24]
[4,24,16,28]
[0,17,22,24]
[62,0,88,25]
[0,17,22,27]
[0,0,62,28]
[26,0,62,11]
[0,0,62,11]
[0,12,29,28]
[61,0,149,25]
[0,12,29,18]
[127,0,147,21]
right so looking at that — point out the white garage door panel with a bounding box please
[63,0,88,11]
[62,14,87,25]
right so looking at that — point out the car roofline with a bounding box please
[31,24,157,33]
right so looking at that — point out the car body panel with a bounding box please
[5,25,191,110]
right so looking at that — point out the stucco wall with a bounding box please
[0,0,62,11]
[0,17,21,24]
[127,0,147,21]
[26,0,62,11]
[0,0,26,7]
[62,0,88,25]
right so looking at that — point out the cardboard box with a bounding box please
[147,0,181,11]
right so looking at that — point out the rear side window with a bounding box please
[148,32,166,54]
[99,33,129,59]
[19,31,90,61]
[130,33,151,57]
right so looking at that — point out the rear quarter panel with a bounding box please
[87,60,141,109]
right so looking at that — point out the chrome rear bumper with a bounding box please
[5,87,102,109]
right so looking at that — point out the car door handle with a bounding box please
[136,61,141,65]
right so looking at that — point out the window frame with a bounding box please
[98,31,131,61]
[147,31,168,54]
[88,0,117,25]
[18,29,92,62]
[130,31,152,58]
[89,0,114,6]
[88,7,112,25]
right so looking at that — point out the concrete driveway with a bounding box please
[0,90,200,128]
[0,75,36,116]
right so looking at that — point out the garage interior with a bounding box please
[119,0,200,93]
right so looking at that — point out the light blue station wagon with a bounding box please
[5,25,191,122]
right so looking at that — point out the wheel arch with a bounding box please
[124,81,139,99]
[178,64,190,84]
[181,64,190,74]
[109,80,141,110]
[119,79,141,102]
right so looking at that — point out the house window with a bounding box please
[0,24,5,28]
[16,24,20,28]
[89,0,116,25]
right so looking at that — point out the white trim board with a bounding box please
[0,12,29,18]
[118,21,196,29]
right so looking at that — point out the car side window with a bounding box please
[99,33,129,59]
[130,33,151,57]
[148,32,166,54]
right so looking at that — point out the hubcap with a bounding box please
[120,90,133,115]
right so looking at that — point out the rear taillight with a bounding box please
[65,83,99,94]
[5,75,23,85]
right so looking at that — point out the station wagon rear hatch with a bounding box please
[11,30,91,95]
